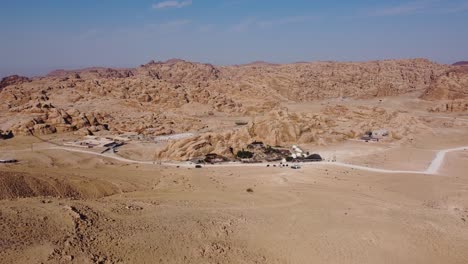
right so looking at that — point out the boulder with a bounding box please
[32,124,57,135]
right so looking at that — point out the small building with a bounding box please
[360,136,379,142]
[372,129,389,138]
[292,146,303,153]
[360,129,388,142]
[0,130,14,140]
[189,158,205,164]
[277,149,292,156]
[65,136,122,149]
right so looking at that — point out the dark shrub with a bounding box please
[236,149,254,159]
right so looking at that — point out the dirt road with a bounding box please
[44,145,468,175]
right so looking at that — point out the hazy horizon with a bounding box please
[1,0,468,78]
[1,57,462,79]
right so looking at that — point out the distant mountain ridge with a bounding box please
[453,61,468,66]
[2,58,466,103]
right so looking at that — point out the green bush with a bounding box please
[236,149,254,159]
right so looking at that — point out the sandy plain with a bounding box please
[1,119,468,264]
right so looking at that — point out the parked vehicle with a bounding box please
[195,165,202,168]
[291,164,301,169]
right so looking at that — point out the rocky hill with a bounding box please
[420,66,468,100]
[222,58,447,100]
[155,106,428,160]
[0,75,30,90]
[452,61,468,66]
[0,58,466,142]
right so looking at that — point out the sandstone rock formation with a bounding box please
[428,99,468,112]
[222,58,446,100]
[156,106,428,160]
[0,58,463,147]
[420,66,468,100]
[0,75,30,90]
[9,102,108,136]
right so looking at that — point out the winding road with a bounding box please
[44,145,468,175]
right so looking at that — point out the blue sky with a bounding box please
[1,0,468,77]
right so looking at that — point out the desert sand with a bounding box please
[1,130,468,264]
[1,59,468,264]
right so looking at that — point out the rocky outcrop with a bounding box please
[139,59,220,83]
[428,99,468,112]
[420,67,468,100]
[222,58,447,101]
[156,106,428,160]
[0,59,454,116]
[47,68,134,79]
[0,58,460,141]
[10,103,108,136]
[0,75,30,90]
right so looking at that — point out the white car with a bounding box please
[291,165,301,169]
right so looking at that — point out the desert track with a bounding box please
[41,145,468,175]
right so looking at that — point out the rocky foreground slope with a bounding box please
[1,58,467,159]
